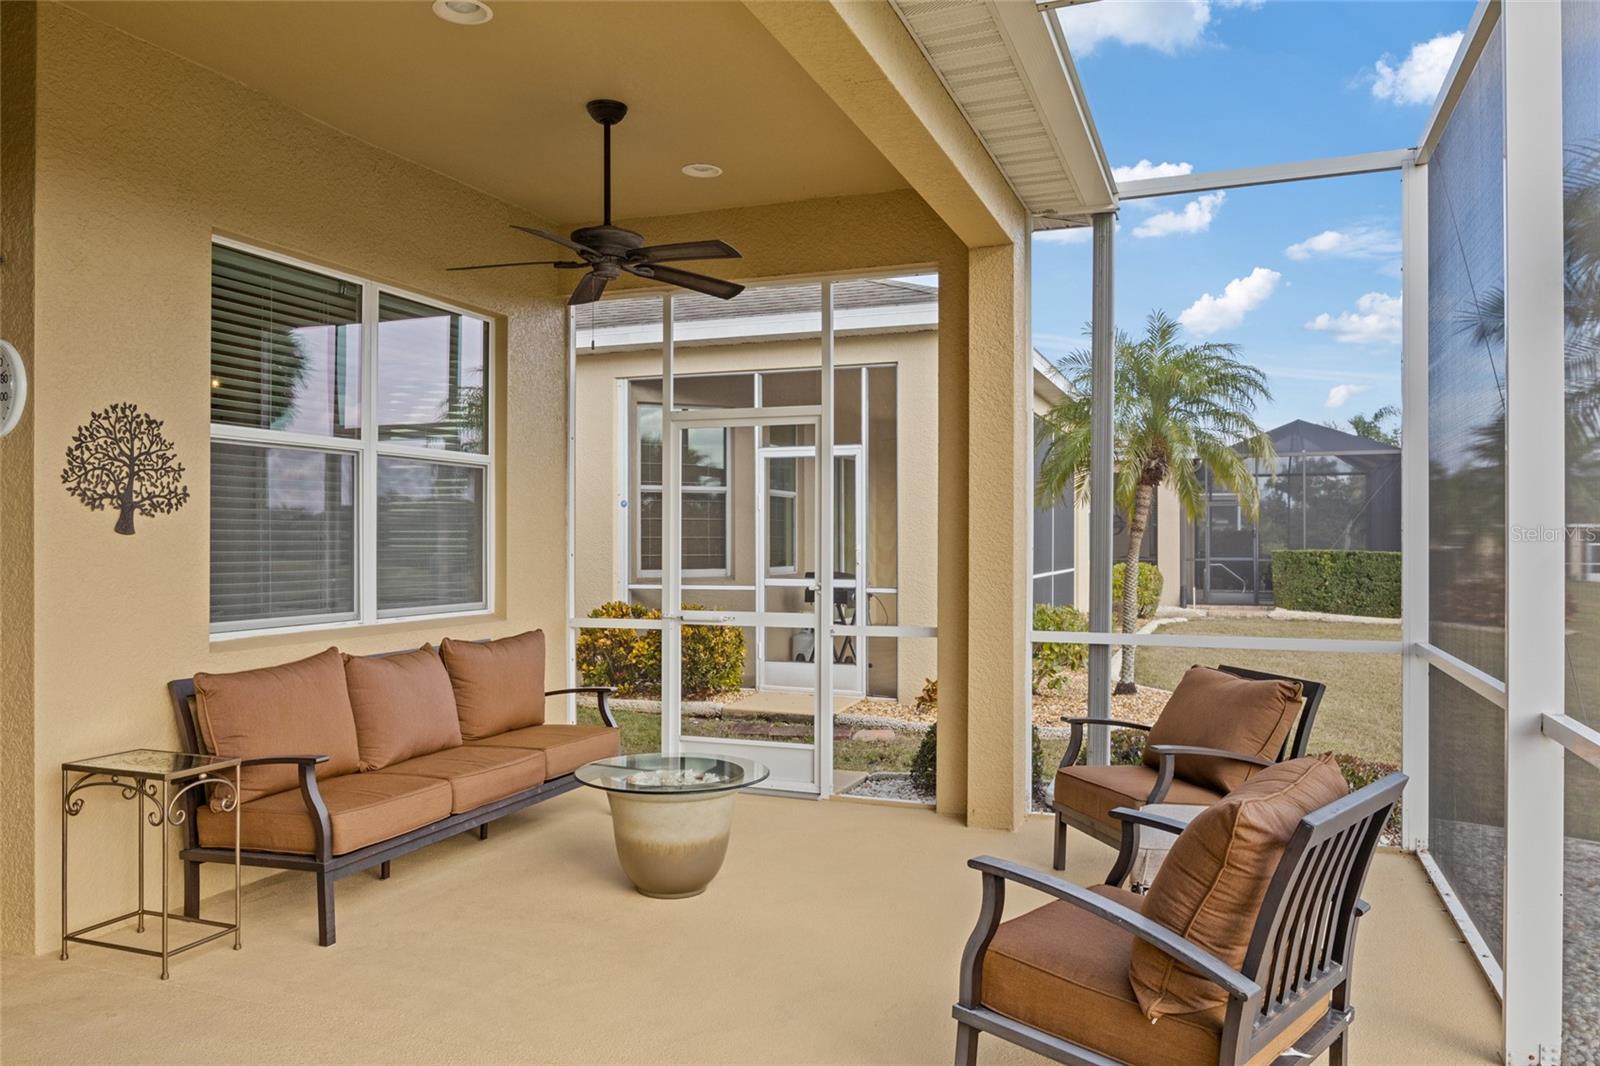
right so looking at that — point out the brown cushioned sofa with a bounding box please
[167,630,618,946]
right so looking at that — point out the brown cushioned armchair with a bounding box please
[956,767,1406,1066]
[1051,664,1326,870]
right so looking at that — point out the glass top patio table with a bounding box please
[574,753,770,795]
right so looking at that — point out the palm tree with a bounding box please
[1037,311,1275,693]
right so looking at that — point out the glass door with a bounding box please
[666,408,829,795]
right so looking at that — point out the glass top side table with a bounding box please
[61,748,243,979]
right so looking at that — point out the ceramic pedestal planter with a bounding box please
[575,754,769,899]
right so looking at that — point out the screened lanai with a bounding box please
[1023,1,1598,1060]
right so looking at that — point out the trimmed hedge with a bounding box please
[576,601,745,698]
[1112,561,1163,621]
[1271,550,1401,618]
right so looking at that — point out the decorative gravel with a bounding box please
[840,772,935,805]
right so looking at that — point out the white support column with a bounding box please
[1501,2,1566,1061]
[1087,211,1116,764]
[661,294,683,756]
[1400,158,1431,851]
[817,281,835,796]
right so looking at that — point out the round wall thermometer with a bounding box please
[0,340,26,438]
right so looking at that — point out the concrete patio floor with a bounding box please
[2,790,1498,1065]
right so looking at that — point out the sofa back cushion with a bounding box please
[1128,754,1349,1020]
[343,646,463,770]
[1143,666,1304,793]
[193,647,361,809]
[439,630,546,741]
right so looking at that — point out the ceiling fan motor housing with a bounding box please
[585,99,628,126]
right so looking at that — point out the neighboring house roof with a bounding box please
[578,278,938,349]
[1032,350,1071,404]
[1260,418,1400,456]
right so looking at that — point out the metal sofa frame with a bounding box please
[167,675,617,947]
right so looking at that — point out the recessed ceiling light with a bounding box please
[681,163,723,179]
[433,0,492,25]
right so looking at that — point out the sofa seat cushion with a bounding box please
[982,885,1325,1066]
[343,646,462,770]
[1130,754,1349,1021]
[1142,666,1304,793]
[193,647,361,810]
[1055,763,1224,834]
[470,723,621,778]
[381,746,547,813]
[196,772,451,856]
[440,630,547,740]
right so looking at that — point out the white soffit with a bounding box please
[890,0,1116,223]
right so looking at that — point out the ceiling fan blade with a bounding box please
[446,259,585,272]
[510,224,597,259]
[568,272,611,306]
[632,240,742,264]
[627,263,744,301]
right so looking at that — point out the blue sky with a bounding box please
[1037,0,1477,433]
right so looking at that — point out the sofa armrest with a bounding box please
[1145,744,1274,804]
[957,855,1260,1008]
[547,686,618,728]
[234,756,331,861]
[1058,717,1152,770]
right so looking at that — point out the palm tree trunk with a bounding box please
[1115,484,1153,694]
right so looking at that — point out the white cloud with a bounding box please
[1133,191,1225,238]
[1056,0,1212,56]
[1112,159,1194,183]
[1217,0,1264,7]
[1285,225,1401,262]
[1305,292,1403,345]
[1326,383,1372,409]
[1371,32,1463,105]
[1179,267,1282,334]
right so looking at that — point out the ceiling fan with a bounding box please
[449,99,745,306]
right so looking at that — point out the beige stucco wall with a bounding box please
[573,329,940,700]
[9,2,569,954]
[4,2,998,952]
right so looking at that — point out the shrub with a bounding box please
[1112,561,1163,621]
[1271,550,1401,618]
[1071,728,1148,766]
[909,679,939,793]
[1032,603,1088,693]
[1329,752,1403,839]
[575,601,745,698]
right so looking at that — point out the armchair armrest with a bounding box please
[1145,744,1274,804]
[957,855,1260,1008]
[1104,806,1194,888]
[547,686,618,728]
[238,755,330,768]
[1058,717,1153,770]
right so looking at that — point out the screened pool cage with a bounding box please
[1023,2,1598,1060]
[1186,420,1401,606]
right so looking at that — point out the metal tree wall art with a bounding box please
[61,402,190,535]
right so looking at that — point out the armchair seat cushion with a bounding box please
[1055,764,1224,833]
[470,723,621,778]
[196,772,451,855]
[381,745,547,813]
[982,885,1324,1066]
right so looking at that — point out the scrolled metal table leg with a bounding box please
[59,769,68,961]
[160,778,169,980]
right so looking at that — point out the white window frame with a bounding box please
[208,236,495,638]
[766,454,800,575]
[633,400,732,578]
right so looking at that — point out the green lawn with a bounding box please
[1134,617,1403,764]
